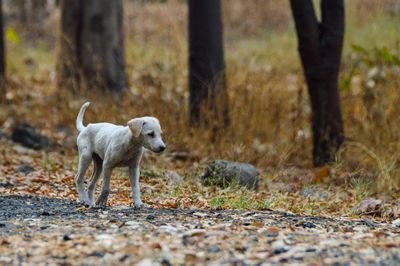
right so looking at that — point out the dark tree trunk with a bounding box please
[0,0,5,102]
[188,0,229,128]
[290,0,345,167]
[57,0,81,90]
[57,0,126,92]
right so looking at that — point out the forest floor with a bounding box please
[1,195,400,265]
[1,137,400,265]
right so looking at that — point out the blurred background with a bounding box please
[0,0,400,203]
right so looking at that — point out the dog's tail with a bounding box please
[76,102,90,132]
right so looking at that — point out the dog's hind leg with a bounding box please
[75,150,92,204]
[87,154,103,207]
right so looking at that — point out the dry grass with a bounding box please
[1,0,400,216]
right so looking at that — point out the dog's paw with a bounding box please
[79,192,90,203]
[95,198,108,207]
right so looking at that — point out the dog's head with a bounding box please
[127,117,166,153]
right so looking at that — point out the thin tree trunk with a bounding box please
[188,0,229,128]
[57,0,126,92]
[290,0,345,166]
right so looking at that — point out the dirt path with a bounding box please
[1,195,399,265]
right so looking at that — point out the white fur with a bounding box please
[74,102,166,207]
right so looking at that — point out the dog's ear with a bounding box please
[127,118,145,138]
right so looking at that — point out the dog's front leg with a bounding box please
[96,167,112,207]
[129,165,144,208]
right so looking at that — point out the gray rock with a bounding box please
[356,198,383,215]
[16,165,35,175]
[11,123,53,150]
[202,160,259,190]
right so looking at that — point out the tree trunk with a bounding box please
[0,0,5,102]
[26,0,48,39]
[57,0,126,92]
[188,0,229,128]
[57,0,81,90]
[289,0,345,167]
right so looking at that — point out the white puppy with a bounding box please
[74,102,166,207]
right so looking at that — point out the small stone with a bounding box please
[16,165,35,175]
[302,221,316,228]
[63,235,72,241]
[88,251,104,257]
[208,245,221,253]
[272,240,289,254]
[146,214,156,220]
[182,235,195,246]
[119,254,130,262]
[305,247,317,252]
[295,220,316,228]
[161,258,172,266]
[392,218,400,227]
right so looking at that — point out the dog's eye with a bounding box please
[147,132,155,138]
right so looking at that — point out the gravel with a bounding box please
[1,195,400,265]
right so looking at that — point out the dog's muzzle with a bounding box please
[157,145,166,153]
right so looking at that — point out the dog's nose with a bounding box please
[159,145,166,152]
